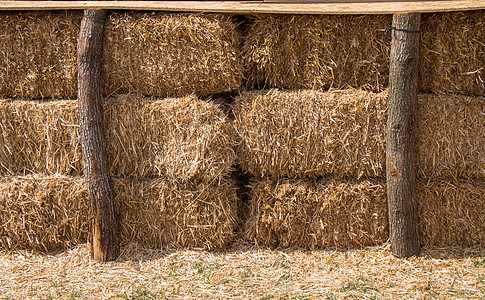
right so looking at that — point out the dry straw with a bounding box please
[0,95,236,181]
[234,89,484,180]
[244,178,389,249]
[102,12,243,97]
[0,99,82,176]
[0,176,88,252]
[0,11,81,99]
[418,179,485,247]
[416,94,484,180]
[233,89,388,179]
[243,14,391,91]
[0,176,238,251]
[244,11,484,96]
[420,11,485,96]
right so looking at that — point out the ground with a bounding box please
[1,242,484,299]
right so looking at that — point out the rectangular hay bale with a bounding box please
[0,11,81,99]
[244,178,389,249]
[243,14,391,91]
[234,89,484,180]
[0,176,238,251]
[102,12,243,97]
[0,95,236,181]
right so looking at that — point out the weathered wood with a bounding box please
[387,13,420,258]
[78,9,119,262]
[0,1,484,14]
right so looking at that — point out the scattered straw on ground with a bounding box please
[0,11,81,99]
[0,242,484,299]
[243,14,391,91]
[102,12,242,97]
[0,95,236,181]
[420,11,485,96]
[0,176,238,252]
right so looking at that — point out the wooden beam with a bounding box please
[0,1,484,14]
[78,9,119,262]
[386,13,420,258]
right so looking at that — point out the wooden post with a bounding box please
[387,13,420,258]
[78,9,119,262]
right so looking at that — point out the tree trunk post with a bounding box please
[387,13,421,258]
[78,9,119,262]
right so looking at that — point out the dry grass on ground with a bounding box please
[0,242,484,299]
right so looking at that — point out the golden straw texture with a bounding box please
[420,11,485,96]
[416,94,484,180]
[418,179,485,247]
[102,12,243,97]
[0,11,81,99]
[244,178,388,249]
[243,14,391,91]
[0,176,238,251]
[233,89,388,179]
[0,95,236,181]
[0,176,88,252]
[234,90,484,180]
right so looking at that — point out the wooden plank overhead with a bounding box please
[0,1,484,14]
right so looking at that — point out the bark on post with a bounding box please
[387,13,421,258]
[78,9,119,262]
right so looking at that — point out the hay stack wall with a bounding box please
[244,11,485,96]
[236,89,485,248]
[0,12,242,99]
[0,176,237,251]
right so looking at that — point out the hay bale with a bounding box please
[104,94,236,180]
[0,95,236,181]
[0,11,81,99]
[102,12,242,97]
[244,178,388,249]
[116,177,238,250]
[233,89,388,179]
[420,11,485,96]
[416,94,485,180]
[243,14,391,91]
[0,176,88,252]
[234,90,484,180]
[418,179,485,247]
[0,99,82,176]
[0,176,238,251]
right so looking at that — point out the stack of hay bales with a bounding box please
[234,89,390,249]
[238,11,485,248]
[235,89,485,248]
[244,12,484,96]
[0,11,241,251]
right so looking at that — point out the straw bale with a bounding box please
[416,94,485,180]
[0,99,82,176]
[420,11,485,96]
[104,94,236,180]
[244,178,388,249]
[234,90,484,180]
[243,14,391,91]
[0,95,236,181]
[0,176,88,252]
[0,176,238,251]
[0,11,81,99]
[418,179,485,247]
[102,12,243,97]
[233,89,388,179]
[116,177,238,250]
